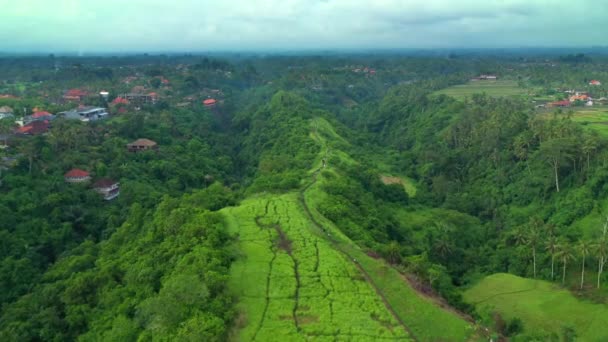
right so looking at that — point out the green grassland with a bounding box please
[464,273,608,341]
[224,117,477,341]
[567,108,608,137]
[433,80,528,100]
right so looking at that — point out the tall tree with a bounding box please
[539,138,575,192]
[577,240,592,290]
[556,243,574,285]
[581,134,598,172]
[596,235,608,289]
[527,228,541,279]
[546,235,559,281]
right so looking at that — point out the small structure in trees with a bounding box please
[0,106,13,119]
[93,178,120,200]
[127,138,158,152]
[15,120,49,135]
[60,106,109,122]
[63,89,89,102]
[64,168,91,183]
[203,98,217,107]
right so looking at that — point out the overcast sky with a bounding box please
[0,0,606,52]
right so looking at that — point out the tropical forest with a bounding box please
[2,49,608,342]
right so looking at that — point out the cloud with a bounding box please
[0,0,606,52]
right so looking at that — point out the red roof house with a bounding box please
[548,100,571,108]
[111,97,130,105]
[32,111,53,119]
[590,80,602,86]
[203,98,217,107]
[64,168,91,183]
[16,120,49,135]
[63,89,88,102]
[570,94,590,102]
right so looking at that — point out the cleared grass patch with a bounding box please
[464,273,608,340]
[434,80,527,100]
[380,175,417,197]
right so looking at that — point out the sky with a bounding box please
[0,0,607,53]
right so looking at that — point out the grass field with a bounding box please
[433,80,527,100]
[464,273,608,340]
[567,108,608,137]
[225,117,478,341]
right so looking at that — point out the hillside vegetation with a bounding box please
[464,273,608,341]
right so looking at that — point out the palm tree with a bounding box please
[385,241,401,264]
[596,236,608,289]
[577,240,593,290]
[556,243,574,285]
[433,221,453,260]
[546,235,558,280]
[581,134,599,171]
[528,229,541,278]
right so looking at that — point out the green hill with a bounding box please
[225,113,476,341]
[464,273,608,341]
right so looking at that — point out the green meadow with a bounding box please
[434,80,527,100]
[464,273,608,341]
[568,108,608,137]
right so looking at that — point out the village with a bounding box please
[0,64,226,201]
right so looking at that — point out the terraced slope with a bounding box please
[225,117,476,341]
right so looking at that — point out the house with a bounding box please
[64,168,91,183]
[203,98,217,107]
[590,80,602,86]
[60,106,109,122]
[25,111,55,124]
[15,120,50,135]
[569,94,590,102]
[63,89,88,102]
[99,90,110,99]
[93,178,120,200]
[127,138,158,152]
[0,106,13,119]
[548,100,571,108]
[120,92,157,105]
[111,97,130,106]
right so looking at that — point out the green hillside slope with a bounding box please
[464,273,608,341]
[225,116,476,341]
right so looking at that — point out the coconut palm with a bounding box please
[528,229,541,278]
[577,240,593,290]
[556,243,574,285]
[596,236,608,289]
[546,235,558,280]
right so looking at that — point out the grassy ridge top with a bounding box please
[464,273,608,340]
[225,114,476,341]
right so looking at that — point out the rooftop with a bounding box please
[65,168,90,178]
